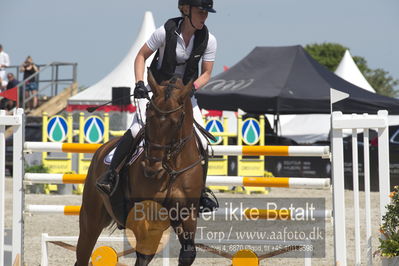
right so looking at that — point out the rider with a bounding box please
[96,0,218,211]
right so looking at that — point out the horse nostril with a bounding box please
[143,166,163,178]
[141,160,163,178]
[143,167,153,178]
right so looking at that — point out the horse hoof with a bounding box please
[178,245,196,266]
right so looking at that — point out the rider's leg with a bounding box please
[96,98,148,195]
[96,130,135,194]
[191,95,208,147]
[192,97,219,212]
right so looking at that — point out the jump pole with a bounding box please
[23,142,330,157]
[24,173,331,189]
[26,204,332,220]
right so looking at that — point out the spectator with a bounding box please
[19,56,39,110]
[6,73,19,89]
[0,77,6,91]
[0,76,6,109]
[0,44,10,82]
[0,73,18,110]
[0,77,4,109]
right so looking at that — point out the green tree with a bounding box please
[367,69,399,97]
[304,43,347,72]
[304,42,399,97]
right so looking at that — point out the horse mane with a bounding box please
[164,76,178,101]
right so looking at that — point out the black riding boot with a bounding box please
[199,187,219,213]
[198,148,219,213]
[96,131,135,195]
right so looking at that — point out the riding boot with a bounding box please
[96,131,135,195]
[198,148,219,213]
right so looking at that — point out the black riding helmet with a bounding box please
[179,0,216,13]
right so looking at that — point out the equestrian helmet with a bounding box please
[178,0,216,13]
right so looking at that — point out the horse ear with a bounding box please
[147,69,160,96]
[182,79,194,99]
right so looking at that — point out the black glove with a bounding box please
[190,85,196,97]
[134,81,148,99]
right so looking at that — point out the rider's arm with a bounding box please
[193,33,217,89]
[134,43,155,82]
[134,26,165,82]
[194,60,214,89]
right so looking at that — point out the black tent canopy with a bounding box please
[196,45,399,115]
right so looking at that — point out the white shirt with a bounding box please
[146,24,217,77]
[0,51,10,69]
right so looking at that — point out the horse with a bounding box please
[75,71,205,266]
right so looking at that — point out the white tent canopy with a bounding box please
[335,50,375,93]
[68,11,156,106]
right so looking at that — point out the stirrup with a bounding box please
[199,187,219,213]
[96,169,120,196]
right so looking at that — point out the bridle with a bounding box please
[144,96,187,164]
[143,83,203,180]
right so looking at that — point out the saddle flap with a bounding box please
[104,140,145,166]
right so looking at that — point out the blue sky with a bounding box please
[1,0,398,88]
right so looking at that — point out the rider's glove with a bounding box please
[190,82,199,97]
[134,81,148,99]
[190,85,196,97]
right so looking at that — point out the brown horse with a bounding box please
[75,72,205,266]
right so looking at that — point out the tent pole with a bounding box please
[273,114,280,136]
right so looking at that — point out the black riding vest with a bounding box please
[149,17,209,85]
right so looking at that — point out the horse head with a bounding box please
[141,70,194,179]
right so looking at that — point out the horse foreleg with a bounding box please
[172,218,197,266]
[75,189,111,265]
[135,252,155,266]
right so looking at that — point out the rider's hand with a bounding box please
[190,82,199,97]
[134,81,148,99]
[190,85,196,97]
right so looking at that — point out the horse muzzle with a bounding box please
[141,161,164,179]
